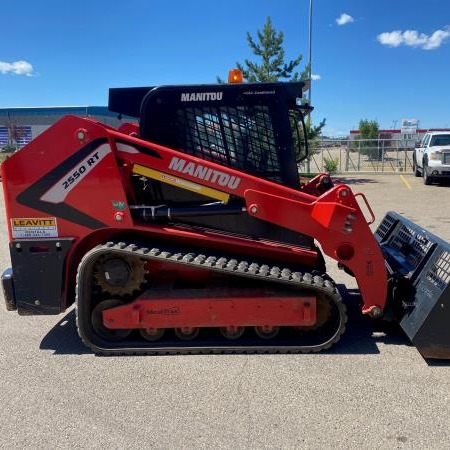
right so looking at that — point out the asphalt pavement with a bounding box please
[1,174,450,449]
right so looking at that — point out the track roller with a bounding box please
[255,325,279,339]
[140,327,165,341]
[220,326,245,340]
[174,327,199,340]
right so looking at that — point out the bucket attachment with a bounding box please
[375,212,450,359]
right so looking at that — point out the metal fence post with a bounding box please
[345,141,349,171]
[358,140,361,171]
[321,146,324,172]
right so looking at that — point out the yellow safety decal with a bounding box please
[133,164,230,203]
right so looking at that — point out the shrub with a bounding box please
[324,157,339,173]
[1,145,17,153]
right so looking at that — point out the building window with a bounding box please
[14,126,32,148]
[0,125,32,149]
[0,127,8,148]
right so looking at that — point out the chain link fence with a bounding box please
[299,138,417,174]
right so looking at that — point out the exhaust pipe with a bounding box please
[375,211,450,359]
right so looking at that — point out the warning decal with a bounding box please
[11,217,58,238]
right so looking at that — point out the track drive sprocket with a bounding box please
[94,254,147,296]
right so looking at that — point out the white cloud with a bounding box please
[336,13,354,26]
[424,29,450,49]
[311,74,321,81]
[377,30,403,47]
[377,27,450,50]
[0,60,35,76]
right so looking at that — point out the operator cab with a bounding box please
[109,81,310,189]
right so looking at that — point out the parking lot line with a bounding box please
[399,175,412,190]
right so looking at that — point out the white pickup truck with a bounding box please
[413,131,450,185]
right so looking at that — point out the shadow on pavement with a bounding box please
[334,177,380,185]
[338,288,450,366]
[329,287,410,356]
[40,287,422,359]
[426,359,450,367]
[429,180,450,188]
[40,309,91,355]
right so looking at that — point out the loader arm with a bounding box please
[109,127,388,316]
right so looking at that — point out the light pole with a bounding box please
[306,0,313,172]
[308,0,313,110]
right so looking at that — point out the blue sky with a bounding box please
[1,0,449,136]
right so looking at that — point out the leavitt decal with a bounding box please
[11,217,58,238]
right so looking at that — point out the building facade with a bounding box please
[349,128,450,146]
[0,106,124,150]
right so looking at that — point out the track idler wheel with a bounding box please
[91,299,132,341]
[255,325,279,339]
[220,326,245,340]
[174,327,199,340]
[140,327,165,341]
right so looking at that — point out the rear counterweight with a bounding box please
[3,238,73,315]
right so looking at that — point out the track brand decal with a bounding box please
[147,306,180,316]
[40,144,111,203]
[180,92,223,102]
[11,217,58,238]
[168,156,241,190]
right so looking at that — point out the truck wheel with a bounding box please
[413,155,421,177]
[423,164,433,185]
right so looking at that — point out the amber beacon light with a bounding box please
[228,69,243,84]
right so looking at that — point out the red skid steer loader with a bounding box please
[1,73,449,358]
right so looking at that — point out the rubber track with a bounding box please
[76,242,347,355]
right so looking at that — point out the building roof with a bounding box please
[0,106,117,118]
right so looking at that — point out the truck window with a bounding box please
[430,135,450,147]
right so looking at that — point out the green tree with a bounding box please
[232,16,308,82]
[358,119,379,140]
[307,118,327,152]
[357,119,381,159]
[308,119,327,140]
[218,16,325,141]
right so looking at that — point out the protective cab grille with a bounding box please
[176,106,282,183]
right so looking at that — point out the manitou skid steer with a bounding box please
[2,74,450,358]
